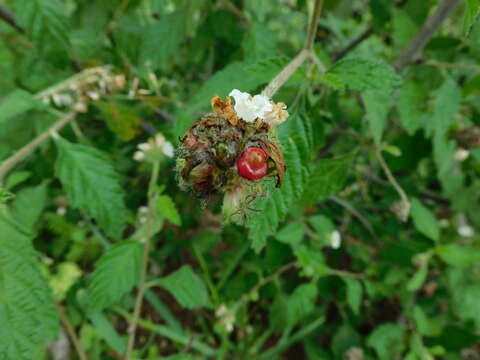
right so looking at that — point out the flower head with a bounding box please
[229,89,272,122]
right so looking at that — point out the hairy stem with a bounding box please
[261,0,324,98]
[56,304,88,360]
[393,0,462,72]
[125,160,161,359]
[0,112,76,182]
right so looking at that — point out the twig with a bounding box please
[375,148,410,222]
[0,112,76,182]
[56,304,88,360]
[393,0,462,72]
[218,0,250,25]
[125,160,161,359]
[261,0,324,98]
[331,27,373,63]
[329,195,377,238]
[0,5,25,34]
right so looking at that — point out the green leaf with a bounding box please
[332,324,362,358]
[287,283,318,326]
[463,0,480,36]
[86,240,143,311]
[158,265,211,309]
[242,22,278,60]
[436,245,480,267]
[13,0,69,52]
[275,222,304,246]
[406,265,428,292]
[425,77,462,138]
[0,215,59,359]
[96,101,141,141]
[343,278,363,315]
[398,80,424,135]
[4,171,32,190]
[293,244,330,278]
[300,153,354,205]
[10,182,49,231]
[308,215,335,234]
[0,187,15,204]
[411,198,440,241]
[141,10,187,70]
[327,58,401,92]
[367,323,406,360]
[363,89,391,144]
[454,285,480,328]
[89,311,126,354]
[0,90,42,125]
[247,110,312,252]
[157,195,181,226]
[55,137,128,239]
[413,305,443,337]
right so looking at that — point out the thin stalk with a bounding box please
[56,304,88,360]
[125,160,161,359]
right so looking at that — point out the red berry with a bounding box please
[184,135,197,147]
[236,147,268,180]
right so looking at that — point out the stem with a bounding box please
[56,304,88,360]
[375,148,411,222]
[393,0,462,72]
[261,0,324,98]
[0,5,25,34]
[329,196,376,238]
[331,27,373,63]
[125,160,161,359]
[424,60,480,72]
[0,112,76,182]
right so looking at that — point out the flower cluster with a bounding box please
[134,133,174,162]
[38,66,126,114]
[176,89,288,223]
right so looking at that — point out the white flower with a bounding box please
[161,141,174,157]
[229,89,272,122]
[133,151,145,161]
[454,148,470,162]
[56,207,67,216]
[330,230,342,249]
[458,225,474,238]
[138,143,151,152]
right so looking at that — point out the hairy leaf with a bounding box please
[55,137,128,239]
[158,265,211,309]
[300,153,354,205]
[86,241,143,311]
[0,215,58,359]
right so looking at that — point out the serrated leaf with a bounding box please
[157,195,181,226]
[367,323,406,360]
[343,278,363,315]
[141,10,187,70]
[463,0,480,36]
[287,283,318,326]
[158,265,211,309]
[86,241,143,311]
[327,58,401,92]
[96,101,140,141]
[0,90,43,125]
[10,182,48,231]
[55,137,128,239]
[301,153,353,205]
[242,22,278,60]
[13,0,69,52]
[0,215,59,359]
[411,198,440,241]
[247,110,312,252]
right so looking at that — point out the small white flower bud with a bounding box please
[133,151,145,161]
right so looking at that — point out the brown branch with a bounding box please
[56,305,88,360]
[393,0,462,72]
[306,0,324,50]
[0,5,25,34]
[331,27,373,63]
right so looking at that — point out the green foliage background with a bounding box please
[0,0,480,359]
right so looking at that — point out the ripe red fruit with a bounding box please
[236,147,268,180]
[184,135,197,147]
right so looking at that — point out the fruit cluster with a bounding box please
[176,94,287,223]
